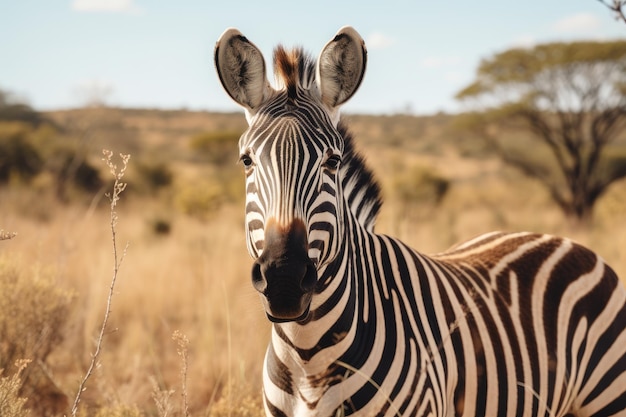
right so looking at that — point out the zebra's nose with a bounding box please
[250,218,317,321]
[251,259,316,293]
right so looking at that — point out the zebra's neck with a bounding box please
[268,209,385,363]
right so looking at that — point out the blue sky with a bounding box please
[1,0,624,114]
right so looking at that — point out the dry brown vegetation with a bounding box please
[1,107,625,416]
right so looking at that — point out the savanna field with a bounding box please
[1,107,626,416]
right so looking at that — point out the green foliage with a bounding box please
[392,165,450,206]
[0,360,30,417]
[456,40,626,99]
[175,181,225,220]
[0,122,43,183]
[189,130,241,166]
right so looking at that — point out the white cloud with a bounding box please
[72,79,115,107]
[510,35,536,49]
[366,32,395,50]
[72,0,142,14]
[419,56,461,69]
[443,71,465,84]
[552,12,602,34]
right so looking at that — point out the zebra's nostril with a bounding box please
[251,262,267,293]
[300,263,317,292]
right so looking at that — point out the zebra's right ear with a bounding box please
[214,28,272,114]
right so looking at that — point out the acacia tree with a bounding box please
[456,40,626,222]
[597,0,626,23]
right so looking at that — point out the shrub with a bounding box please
[392,165,450,206]
[45,145,103,200]
[0,257,74,414]
[0,89,44,126]
[0,123,43,183]
[0,360,30,417]
[602,146,626,184]
[189,131,241,167]
[134,160,173,192]
[174,181,224,220]
[149,217,172,235]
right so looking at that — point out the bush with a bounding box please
[189,131,241,167]
[134,160,173,192]
[0,360,30,417]
[0,123,43,183]
[0,257,74,415]
[0,89,44,126]
[149,217,172,235]
[392,165,450,206]
[174,181,224,220]
[602,146,626,184]
[45,145,103,200]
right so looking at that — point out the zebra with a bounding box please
[214,26,626,416]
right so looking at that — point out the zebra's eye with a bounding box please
[324,154,341,170]
[240,154,254,168]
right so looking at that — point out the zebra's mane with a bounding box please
[337,122,383,231]
[273,46,383,231]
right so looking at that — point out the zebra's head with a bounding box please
[215,26,372,323]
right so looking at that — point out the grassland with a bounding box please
[1,107,625,416]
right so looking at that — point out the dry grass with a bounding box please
[0,108,625,415]
[1,193,268,415]
[0,360,31,417]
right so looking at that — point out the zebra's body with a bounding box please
[214,27,626,416]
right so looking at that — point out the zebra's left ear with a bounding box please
[215,28,273,115]
[316,26,367,110]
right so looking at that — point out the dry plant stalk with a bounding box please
[173,330,191,417]
[0,359,31,417]
[70,150,130,417]
[150,376,175,417]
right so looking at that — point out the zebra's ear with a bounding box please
[317,26,367,109]
[214,28,272,114]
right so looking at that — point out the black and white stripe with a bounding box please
[214,26,626,417]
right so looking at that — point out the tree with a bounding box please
[597,0,626,24]
[456,40,626,222]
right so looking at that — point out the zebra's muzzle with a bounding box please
[251,218,317,322]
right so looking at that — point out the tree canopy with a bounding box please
[456,40,626,221]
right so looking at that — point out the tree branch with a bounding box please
[598,0,626,23]
[482,128,571,213]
